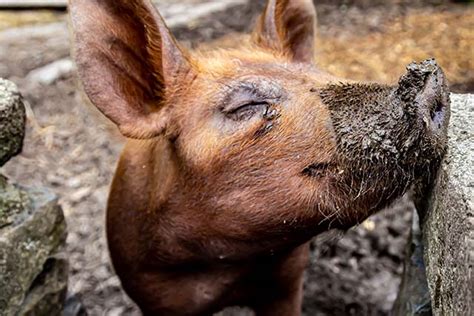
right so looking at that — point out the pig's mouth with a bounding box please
[302,162,333,178]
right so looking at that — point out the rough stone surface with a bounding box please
[393,94,473,315]
[422,94,473,315]
[0,78,25,166]
[0,175,29,228]
[0,77,67,315]
[16,256,68,316]
[0,179,68,316]
[392,208,431,316]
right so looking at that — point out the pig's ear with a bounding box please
[69,0,193,139]
[253,0,317,63]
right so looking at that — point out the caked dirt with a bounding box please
[1,1,472,315]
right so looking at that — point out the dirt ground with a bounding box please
[1,1,472,315]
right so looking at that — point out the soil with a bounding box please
[1,1,472,315]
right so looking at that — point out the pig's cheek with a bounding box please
[177,119,263,173]
[177,126,224,172]
[280,105,336,163]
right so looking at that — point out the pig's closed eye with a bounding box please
[225,102,269,121]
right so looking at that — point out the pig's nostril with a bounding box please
[428,98,447,130]
[430,99,444,121]
[399,59,449,131]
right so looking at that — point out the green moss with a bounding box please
[0,175,30,228]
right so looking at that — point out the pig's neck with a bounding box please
[107,137,313,270]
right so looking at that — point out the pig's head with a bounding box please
[70,0,449,242]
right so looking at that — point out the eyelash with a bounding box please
[225,102,269,121]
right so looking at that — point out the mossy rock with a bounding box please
[0,177,67,316]
[422,94,473,315]
[394,94,473,315]
[0,78,26,167]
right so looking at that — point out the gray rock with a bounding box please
[0,177,68,316]
[0,78,25,166]
[215,307,254,316]
[0,0,66,8]
[394,94,473,315]
[62,294,88,316]
[157,0,248,29]
[0,175,29,228]
[421,94,473,315]
[392,208,431,316]
[26,58,75,86]
[16,256,68,316]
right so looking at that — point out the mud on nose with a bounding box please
[397,58,450,134]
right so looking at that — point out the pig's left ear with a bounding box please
[69,0,193,139]
[253,0,317,63]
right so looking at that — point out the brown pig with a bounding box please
[69,0,450,315]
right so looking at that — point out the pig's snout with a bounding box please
[397,58,450,135]
[319,58,450,185]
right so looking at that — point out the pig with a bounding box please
[69,0,450,315]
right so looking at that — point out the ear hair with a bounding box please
[253,0,317,63]
[69,0,193,139]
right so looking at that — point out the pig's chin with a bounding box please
[303,162,412,229]
[305,132,446,230]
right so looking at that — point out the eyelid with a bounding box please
[223,100,269,114]
[221,96,270,114]
[220,79,282,114]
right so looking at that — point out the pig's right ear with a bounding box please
[69,0,193,139]
[253,0,317,63]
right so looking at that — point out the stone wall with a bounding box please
[394,94,473,315]
[0,78,67,316]
[422,94,473,315]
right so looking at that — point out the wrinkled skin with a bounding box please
[69,0,450,315]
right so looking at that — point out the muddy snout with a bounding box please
[397,58,450,135]
[319,58,450,179]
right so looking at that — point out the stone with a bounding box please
[421,94,473,315]
[16,256,68,316]
[0,78,25,166]
[63,294,88,316]
[0,0,66,8]
[26,58,75,86]
[394,94,474,315]
[157,0,248,29]
[392,209,431,315]
[0,178,68,316]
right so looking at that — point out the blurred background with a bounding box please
[0,0,472,315]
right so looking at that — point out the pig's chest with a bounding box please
[121,259,283,314]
